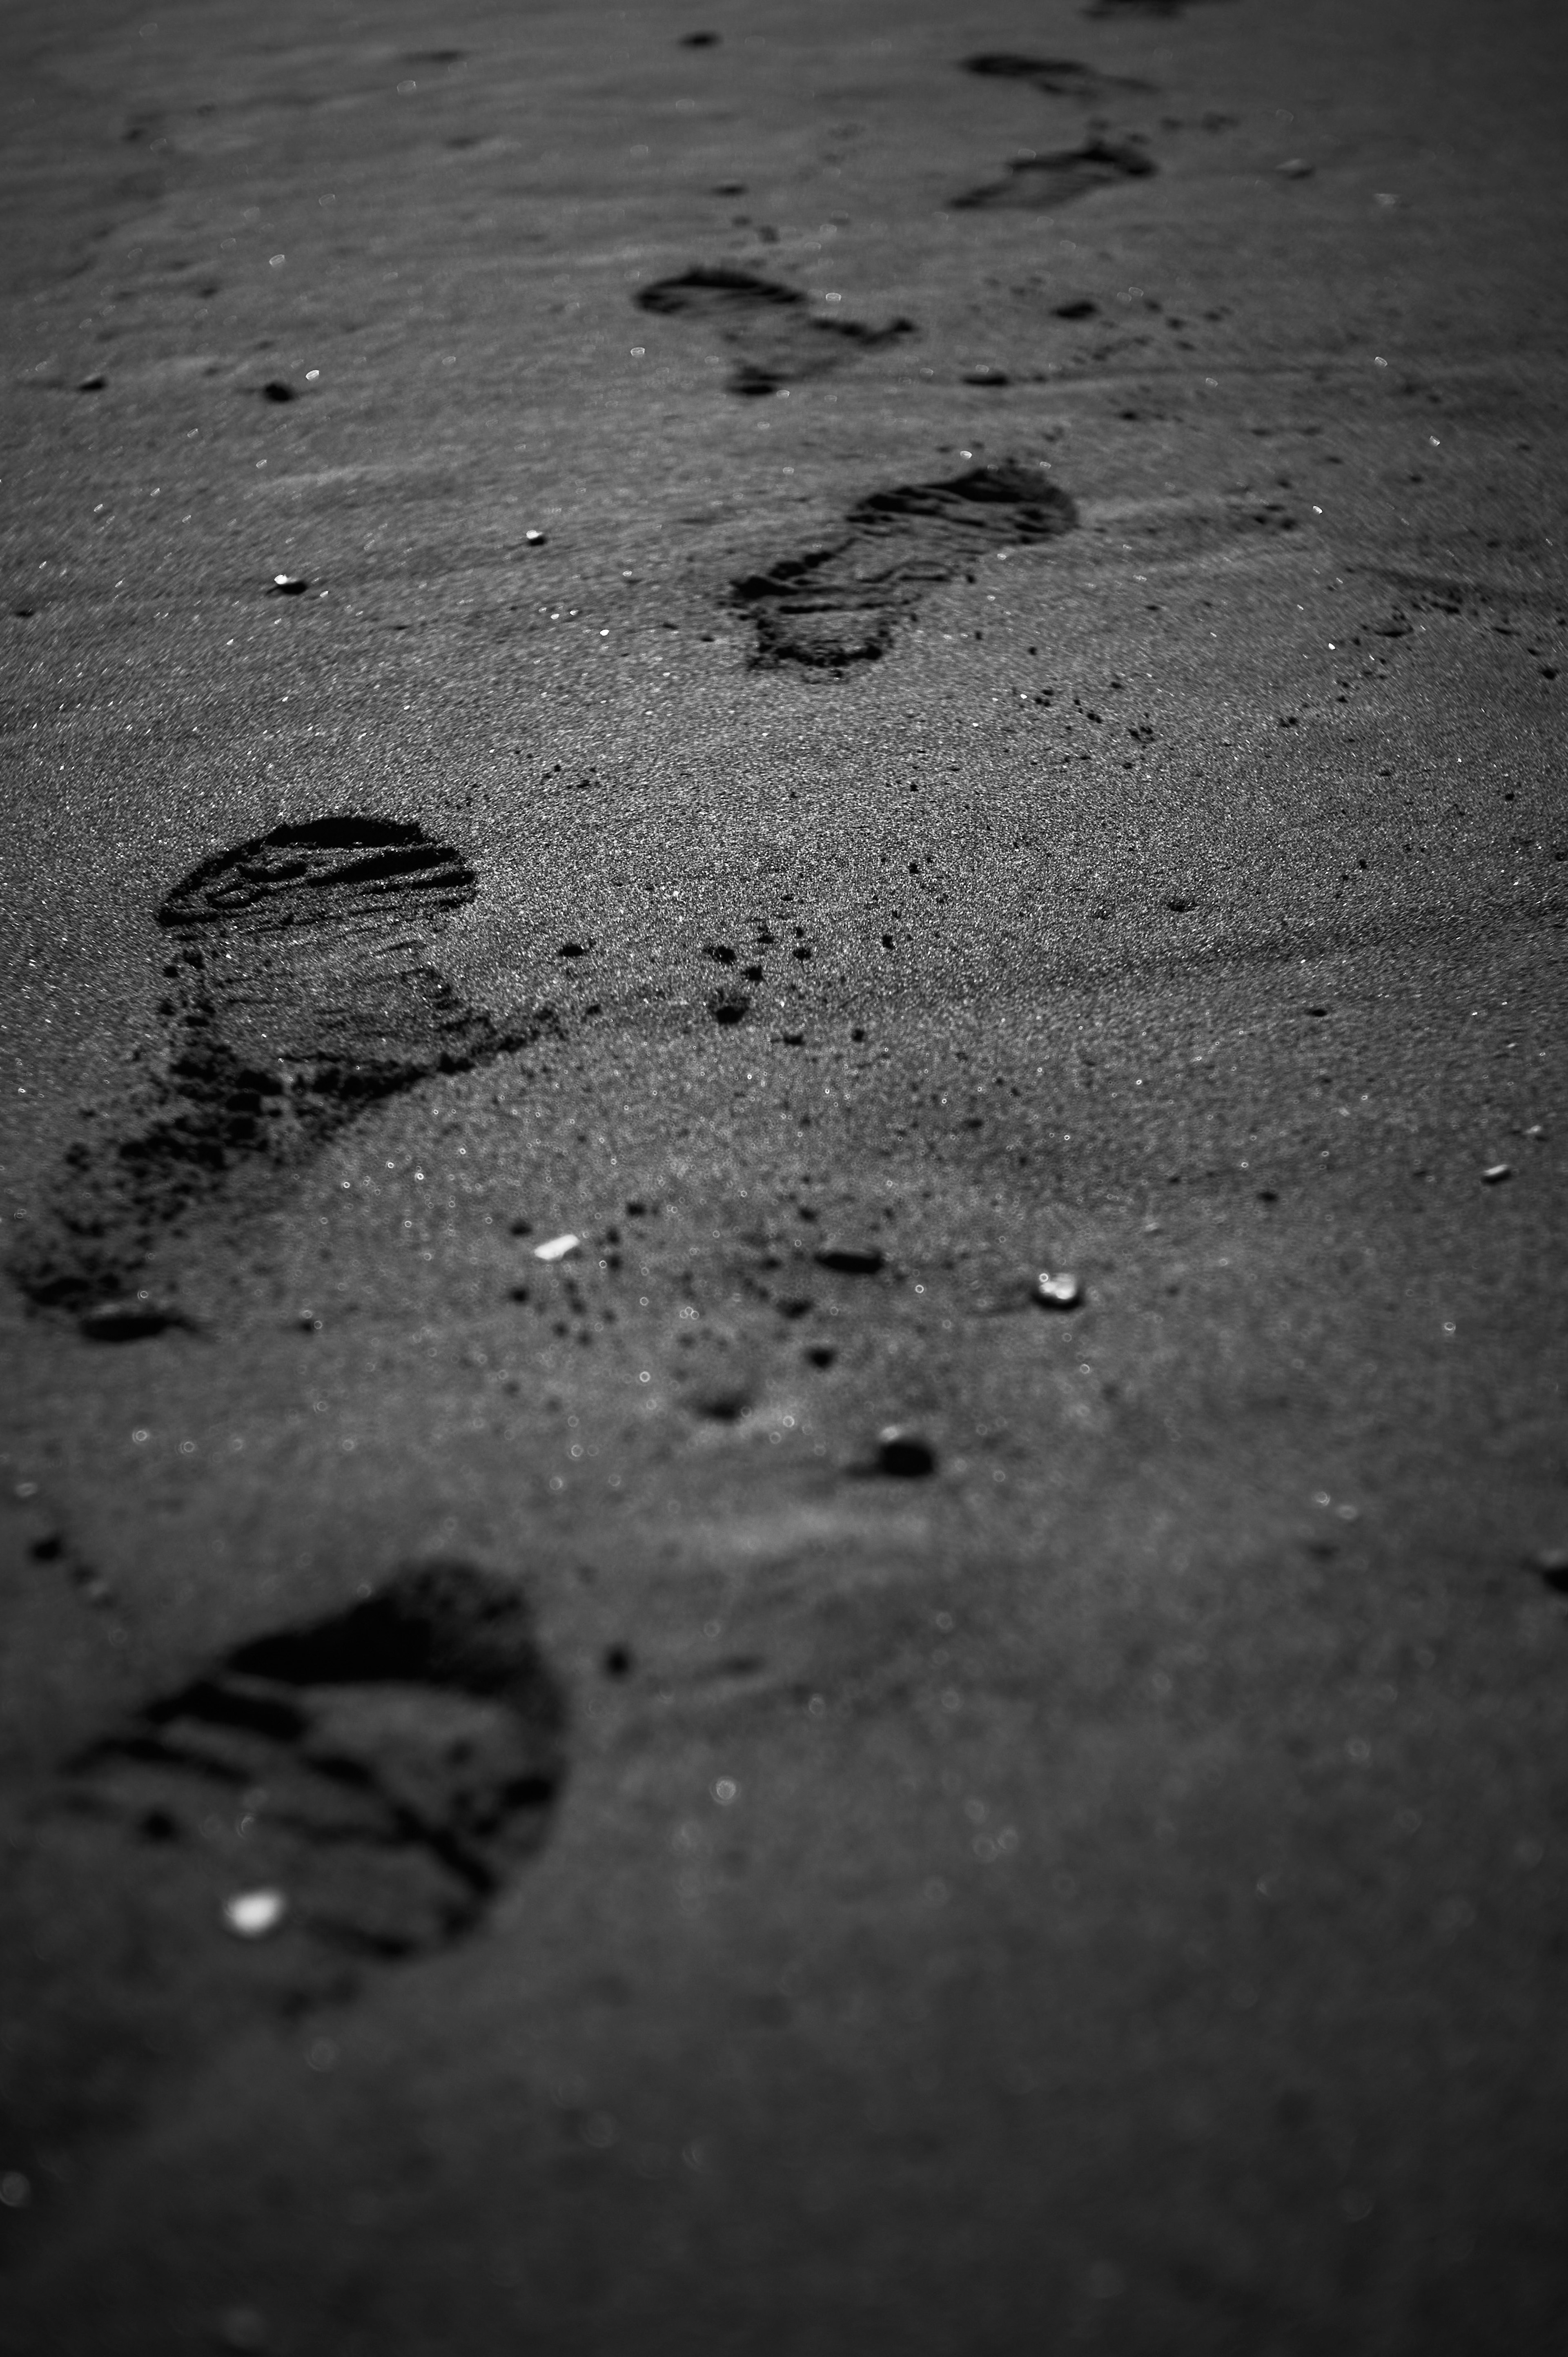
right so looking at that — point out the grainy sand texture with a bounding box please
[1,1,1566,2349]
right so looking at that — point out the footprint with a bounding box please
[961,52,1153,100]
[65,1560,566,1960]
[635,265,914,396]
[731,459,1077,669]
[1085,0,1232,16]
[10,816,534,1329]
[951,138,1155,212]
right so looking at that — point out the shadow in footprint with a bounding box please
[961,52,1153,100]
[1085,0,1232,16]
[732,459,1077,670]
[2,1564,565,2176]
[11,816,539,1331]
[636,265,914,396]
[69,1560,566,1959]
[951,138,1155,211]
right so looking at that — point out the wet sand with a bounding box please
[2,0,1566,2348]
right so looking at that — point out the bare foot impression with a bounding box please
[951,138,1155,212]
[10,817,532,1334]
[635,265,914,395]
[731,459,1077,669]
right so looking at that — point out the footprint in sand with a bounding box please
[731,458,1077,670]
[961,51,1154,101]
[10,816,535,1333]
[62,1559,566,1962]
[635,265,914,397]
[2,1564,565,2173]
[951,137,1155,212]
[1084,0,1232,17]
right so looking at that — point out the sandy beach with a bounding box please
[2,0,1566,2348]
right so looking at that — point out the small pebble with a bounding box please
[707,984,751,1025]
[0,2171,31,2210]
[1530,1547,1568,1592]
[1481,1163,1512,1184]
[533,1233,581,1262]
[1277,157,1315,177]
[963,365,1010,386]
[223,1889,287,1940]
[267,574,308,596]
[875,1427,936,1478]
[524,528,548,545]
[1034,1271,1082,1309]
[77,373,107,392]
[261,379,296,401]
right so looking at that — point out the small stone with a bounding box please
[1034,1271,1082,1309]
[815,1244,884,1276]
[533,1233,581,1262]
[1529,1548,1568,1592]
[524,528,548,545]
[267,574,308,595]
[77,373,107,392]
[1277,157,1315,177]
[707,984,751,1025]
[963,365,1011,386]
[875,1427,936,1478]
[1481,1163,1512,1184]
[1053,299,1097,320]
[0,2171,31,2210]
[222,1888,287,1940]
[261,379,296,401]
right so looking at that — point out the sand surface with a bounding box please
[2,0,1566,2348]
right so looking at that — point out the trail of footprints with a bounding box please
[9,2,1264,2117]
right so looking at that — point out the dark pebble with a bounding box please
[79,1303,183,1342]
[815,1245,884,1276]
[875,1427,936,1478]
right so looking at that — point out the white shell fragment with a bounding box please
[1033,1270,1083,1309]
[223,1887,288,1939]
[1481,1164,1512,1184]
[532,1232,581,1262]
